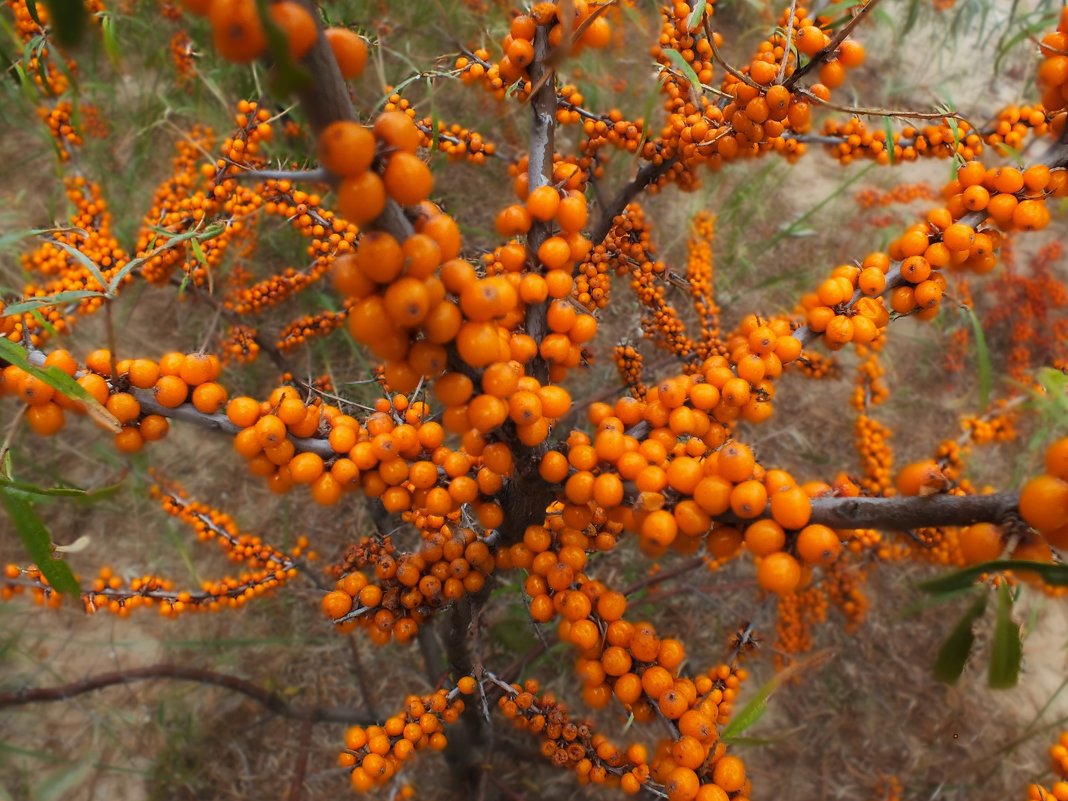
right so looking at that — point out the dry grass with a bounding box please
[2,1,1068,800]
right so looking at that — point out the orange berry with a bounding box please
[795,524,841,565]
[191,382,228,414]
[325,27,368,79]
[268,1,317,59]
[712,755,746,793]
[26,402,65,436]
[318,121,375,178]
[384,152,434,206]
[179,353,216,386]
[769,485,811,529]
[895,460,948,496]
[374,111,422,154]
[1045,438,1068,480]
[729,480,767,519]
[210,0,266,63]
[1020,474,1068,532]
[756,551,801,595]
[744,519,785,556]
[337,171,386,225]
[959,523,1003,565]
[322,590,353,619]
[526,185,561,221]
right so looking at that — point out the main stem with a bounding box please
[524,23,557,385]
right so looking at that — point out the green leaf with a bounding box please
[933,591,988,684]
[883,117,895,165]
[994,10,1060,74]
[920,560,1068,595]
[13,62,38,103]
[48,240,110,296]
[0,337,120,432]
[24,0,41,27]
[899,585,980,616]
[101,13,119,66]
[28,308,59,338]
[109,224,223,293]
[720,682,773,742]
[0,485,80,596]
[189,236,208,270]
[963,305,993,408]
[721,650,832,742]
[769,163,874,247]
[944,109,965,170]
[0,227,80,252]
[42,0,88,48]
[0,478,121,502]
[687,0,707,31]
[3,289,106,315]
[663,48,701,94]
[989,582,1021,689]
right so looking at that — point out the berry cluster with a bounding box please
[1,481,305,615]
[339,686,466,791]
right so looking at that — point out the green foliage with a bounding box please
[41,0,87,49]
[989,582,1022,689]
[0,484,80,595]
[920,560,1068,594]
[662,48,701,94]
[721,651,832,742]
[933,590,987,684]
[963,305,993,409]
[0,337,118,430]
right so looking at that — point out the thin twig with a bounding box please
[0,663,374,723]
[798,89,966,121]
[784,0,884,90]
[621,555,707,596]
[703,16,760,89]
[777,0,799,84]
[347,634,380,719]
[286,717,314,801]
[590,157,676,245]
[233,167,330,183]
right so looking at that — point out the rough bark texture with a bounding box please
[809,491,1021,531]
[524,23,557,385]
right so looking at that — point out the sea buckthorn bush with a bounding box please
[2,0,1068,799]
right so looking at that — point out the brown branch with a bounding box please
[798,89,966,121]
[524,22,558,385]
[808,491,1020,530]
[620,555,707,596]
[286,717,314,801]
[784,0,884,90]
[134,389,337,458]
[291,0,414,244]
[0,663,374,724]
[590,157,676,245]
[346,634,380,720]
[703,15,760,90]
[291,0,358,133]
